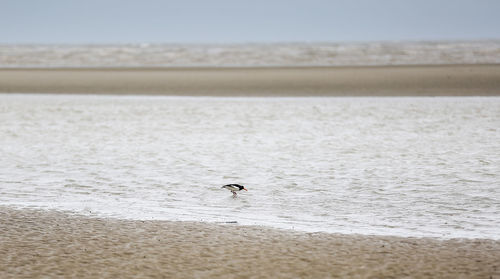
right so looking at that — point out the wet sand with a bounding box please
[1,64,500,96]
[0,207,498,278]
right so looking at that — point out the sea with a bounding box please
[1,94,499,239]
[1,41,500,239]
[1,40,500,67]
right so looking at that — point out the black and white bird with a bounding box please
[221,184,248,197]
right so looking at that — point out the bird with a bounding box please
[221,184,248,197]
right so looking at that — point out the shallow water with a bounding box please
[0,94,499,239]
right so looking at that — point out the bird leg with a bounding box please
[232,191,237,197]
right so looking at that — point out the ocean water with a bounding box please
[1,40,499,67]
[0,94,499,239]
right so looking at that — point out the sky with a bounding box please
[1,0,499,44]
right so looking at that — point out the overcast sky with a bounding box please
[1,0,499,44]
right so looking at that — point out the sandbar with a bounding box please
[0,207,498,278]
[1,64,499,96]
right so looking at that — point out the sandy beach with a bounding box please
[0,207,498,278]
[1,64,499,96]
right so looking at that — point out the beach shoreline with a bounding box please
[1,64,499,96]
[1,207,499,278]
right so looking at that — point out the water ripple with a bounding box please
[0,95,499,239]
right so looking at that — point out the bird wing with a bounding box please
[222,185,238,191]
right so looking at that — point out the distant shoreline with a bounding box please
[2,63,500,70]
[1,64,499,96]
